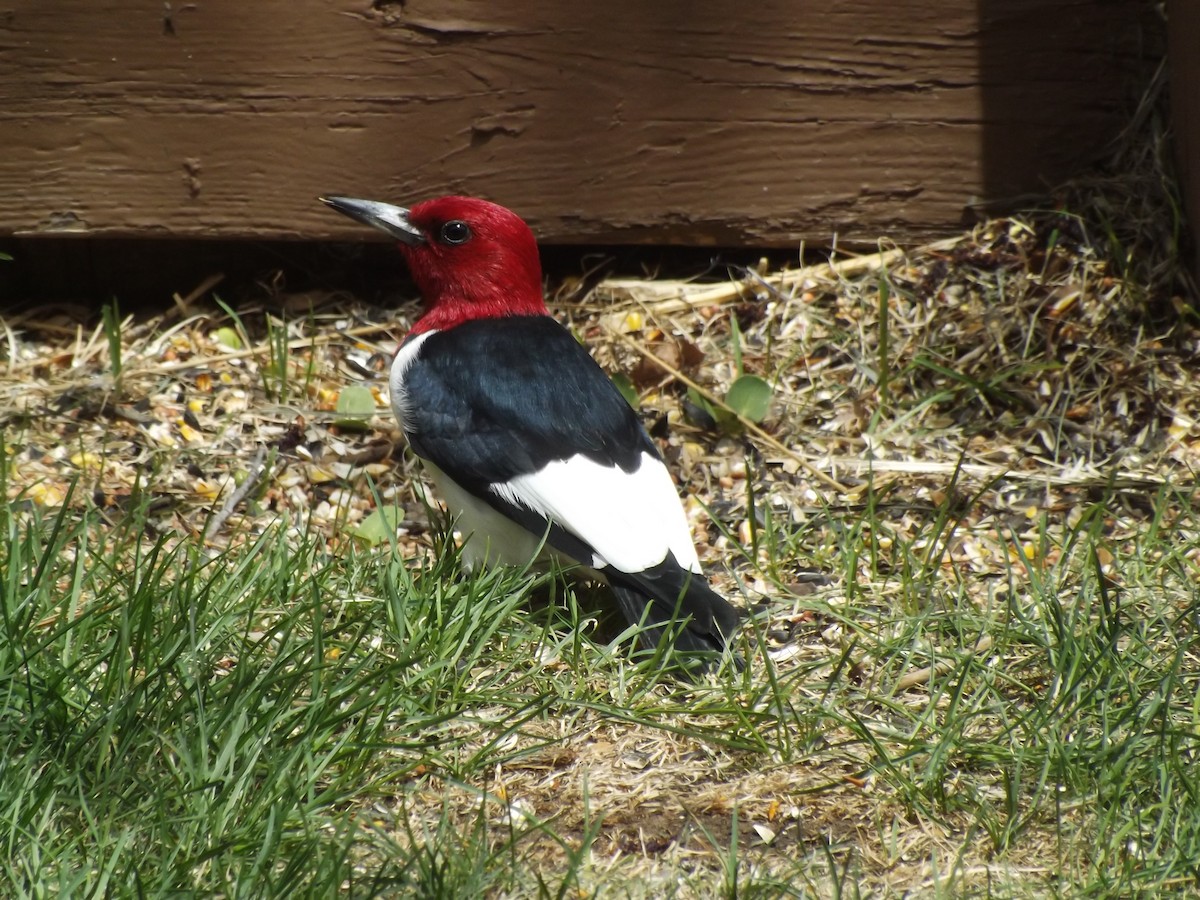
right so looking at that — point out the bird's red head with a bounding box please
[322,195,547,333]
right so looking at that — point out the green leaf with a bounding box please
[349,505,404,545]
[334,385,377,430]
[725,374,773,423]
[611,372,640,410]
[213,326,242,350]
[686,386,736,433]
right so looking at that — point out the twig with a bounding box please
[824,457,1169,488]
[607,329,849,494]
[594,237,963,314]
[128,322,400,376]
[202,447,269,542]
[4,319,404,376]
[171,272,226,318]
[892,634,994,692]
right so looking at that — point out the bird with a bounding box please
[321,194,741,664]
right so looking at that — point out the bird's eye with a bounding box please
[439,220,472,245]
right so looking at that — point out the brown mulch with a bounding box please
[5,208,1195,564]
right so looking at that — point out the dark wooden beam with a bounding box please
[0,1,1159,246]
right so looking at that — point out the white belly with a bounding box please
[424,462,575,572]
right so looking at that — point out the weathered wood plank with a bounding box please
[0,1,1157,245]
[1169,0,1200,285]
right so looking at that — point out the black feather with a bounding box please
[400,314,742,662]
[403,316,654,489]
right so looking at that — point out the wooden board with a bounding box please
[1169,0,1200,286]
[0,1,1159,246]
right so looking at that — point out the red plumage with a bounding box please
[401,197,548,333]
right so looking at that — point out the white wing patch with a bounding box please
[390,332,701,578]
[489,452,702,575]
[389,331,433,432]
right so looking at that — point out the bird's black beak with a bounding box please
[320,196,425,246]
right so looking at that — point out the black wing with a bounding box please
[402,315,657,493]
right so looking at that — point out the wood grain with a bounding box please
[0,1,1158,245]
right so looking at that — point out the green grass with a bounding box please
[2,444,1200,897]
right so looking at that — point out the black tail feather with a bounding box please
[607,559,740,660]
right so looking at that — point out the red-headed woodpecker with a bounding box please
[321,195,740,660]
